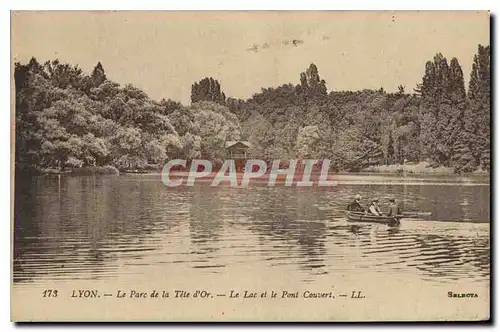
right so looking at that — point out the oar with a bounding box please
[402,211,432,218]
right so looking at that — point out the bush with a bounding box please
[70,165,119,176]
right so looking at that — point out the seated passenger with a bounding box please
[347,194,365,213]
[368,198,383,216]
[386,198,401,216]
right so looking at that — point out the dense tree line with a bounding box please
[15,44,489,174]
[227,46,490,173]
[15,60,240,173]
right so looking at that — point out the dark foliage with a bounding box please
[15,46,490,174]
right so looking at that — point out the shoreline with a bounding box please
[361,162,489,176]
[19,162,490,178]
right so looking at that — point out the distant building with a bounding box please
[225,141,251,171]
[225,141,251,159]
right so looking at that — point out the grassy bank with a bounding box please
[363,162,489,176]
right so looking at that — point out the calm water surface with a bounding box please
[14,174,490,286]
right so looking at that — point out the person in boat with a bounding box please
[368,198,383,216]
[347,194,365,213]
[386,198,401,217]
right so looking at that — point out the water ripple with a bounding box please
[13,176,490,286]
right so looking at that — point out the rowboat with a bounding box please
[346,211,402,225]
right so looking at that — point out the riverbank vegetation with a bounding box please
[363,162,488,176]
[15,45,489,175]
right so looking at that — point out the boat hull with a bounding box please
[346,211,402,225]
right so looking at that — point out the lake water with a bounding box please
[12,173,491,320]
[14,173,490,286]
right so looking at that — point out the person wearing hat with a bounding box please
[368,198,383,216]
[386,198,401,217]
[347,194,365,213]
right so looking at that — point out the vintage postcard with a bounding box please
[11,11,490,322]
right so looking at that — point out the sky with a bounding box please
[12,11,490,104]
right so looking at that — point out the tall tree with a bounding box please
[447,58,469,171]
[298,63,327,100]
[191,77,226,105]
[466,44,490,170]
[91,61,107,87]
[418,60,439,164]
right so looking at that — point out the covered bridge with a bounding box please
[225,141,251,171]
[225,141,251,159]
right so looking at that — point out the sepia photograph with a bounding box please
[11,11,490,322]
